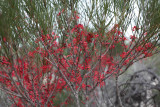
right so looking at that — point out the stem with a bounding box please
[75,93,80,107]
[85,94,89,107]
[115,76,123,107]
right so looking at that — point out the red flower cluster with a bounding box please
[0,11,156,107]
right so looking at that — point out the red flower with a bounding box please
[110,45,115,49]
[123,59,129,65]
[132,26,140,31]
[136,46,143,52]
[86,33,93,43]
[144,32,147,36]
[118,31,122,35]
[143,51,152,57]
[77,24,84,29]
[145,43,152,49]
[120,52,127,58]
[3,37,6,42]
[76,15,79,20]
[82,83,86,89]
[120,37,127,41]
[57,9,64,16]
[130,35,136,41]
[95,34,99,38]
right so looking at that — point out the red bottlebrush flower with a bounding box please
[73,38,77,45]
[94,71,99,81]
[110,45,115,49]
[132,26,140,31]
[2,60,10,65]
[81,83,86,89]
[83,41,88,48]
[54,35,59,39]
[143,51,152,57]
[136,46,143,52]
[120,37,127,41]
[41,35,46,41]
[76,15,79,20]
[57,9,64,16]
[100,74,104,81]
[24,74,30,82]
[46,34,51,40]
[3,37,6,42]
[86,33,93,43]
[61,9,64,13]
[145,43,152,49]
[0,57,10,65]
[144,32,147,36]
[52,32,55,35]
[77,24,84,29]
[118,31,122,35]
[71,24,84,33]
[100,81,105,88]
[130,35,136,41]
[57,12,61,16]
[71,28,76,33]
[95,34,99,38]
[120,52,127,58]
[28,51,34,57]
[123,59,129,65]
[11,71,16,77]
